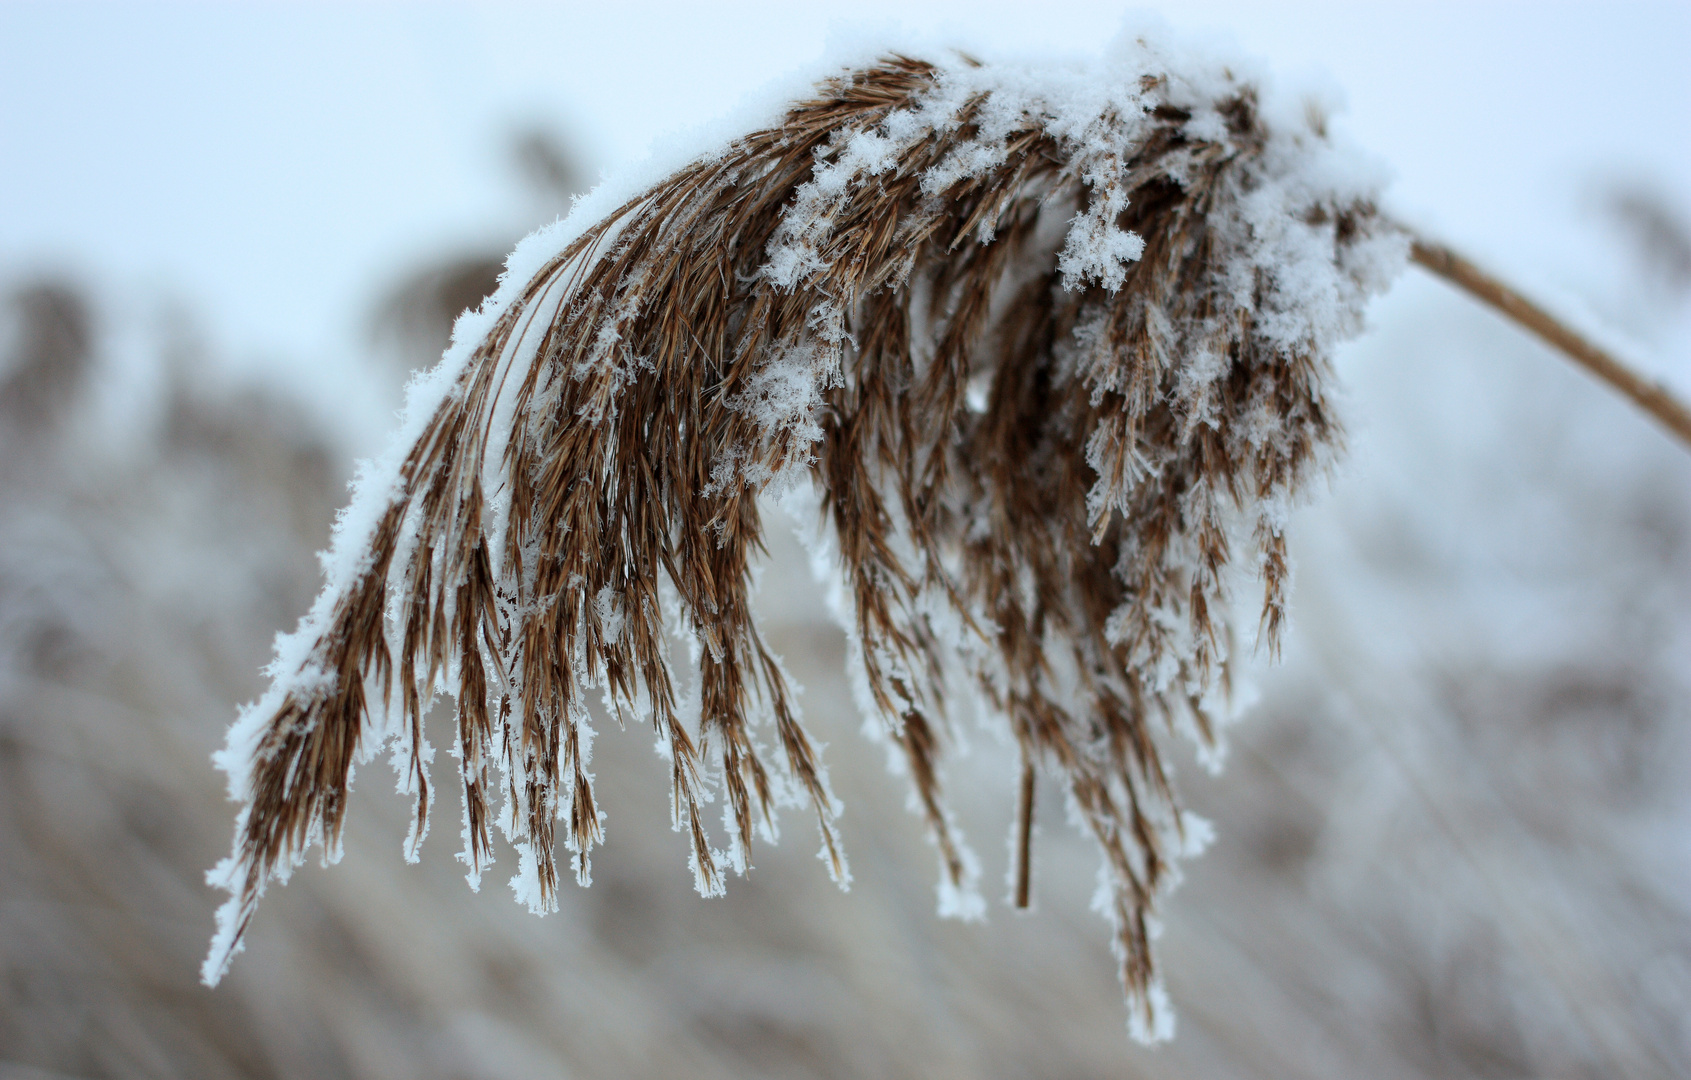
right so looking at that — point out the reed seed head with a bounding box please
[202,37,1404,1041]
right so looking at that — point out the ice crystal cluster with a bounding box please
[203,29,1404,1040]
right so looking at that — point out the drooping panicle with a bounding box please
[204,37,1403,1040]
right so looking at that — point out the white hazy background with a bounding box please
[1,3,1688,1078]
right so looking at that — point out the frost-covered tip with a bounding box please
[203,26,1402,1042]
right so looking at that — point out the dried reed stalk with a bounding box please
[204,45,1403,1040]
[1407,234,1691,451]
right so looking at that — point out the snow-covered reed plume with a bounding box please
[202,33,1404,1039]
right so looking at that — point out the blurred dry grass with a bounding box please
[1,178,1688,1078]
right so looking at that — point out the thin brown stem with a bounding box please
[1014,756,1035,910]
[1406,232,1691,452]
